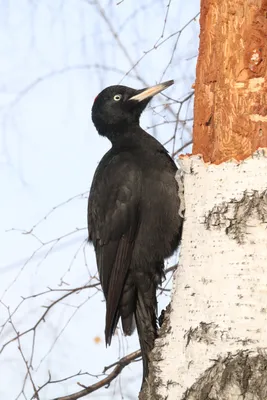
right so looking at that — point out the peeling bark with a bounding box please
[183,351,267,400]
[193,0,267,163]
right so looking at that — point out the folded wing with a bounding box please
[88,155,141,344]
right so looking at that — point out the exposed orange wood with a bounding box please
[193,0,267,164]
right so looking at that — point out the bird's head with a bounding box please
[91,80,174,139]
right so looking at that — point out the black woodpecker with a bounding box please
[88,80,183,384]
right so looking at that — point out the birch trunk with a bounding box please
[144,152,267,400]
[140,0,267,398]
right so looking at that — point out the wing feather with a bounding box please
[88,153,141,345]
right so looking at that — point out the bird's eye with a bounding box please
[113,94,122,101]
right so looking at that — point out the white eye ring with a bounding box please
[114,94,122,101]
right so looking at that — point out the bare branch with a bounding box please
[7,308,40,400]
[173,140,193,156]
[51,350,141,400]
[31,371,103,400]
[0,282,100,354]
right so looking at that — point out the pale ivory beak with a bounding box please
[129,80,174,102]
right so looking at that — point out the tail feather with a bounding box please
[115,261,164,384]
[120,274,136,335]
[135,291,157,383]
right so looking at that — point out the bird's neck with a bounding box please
[109,125,155,149]
[106,125,150,148]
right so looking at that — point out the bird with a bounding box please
[88,80,183,385]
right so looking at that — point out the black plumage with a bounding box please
[88,80,183,384]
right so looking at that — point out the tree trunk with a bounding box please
[193,0,267,163]
[140,1,267,399]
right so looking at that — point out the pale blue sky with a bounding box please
[0,1,200,398]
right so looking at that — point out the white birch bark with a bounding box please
[147,150,267,400]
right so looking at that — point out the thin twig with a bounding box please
[51,350,141,400]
